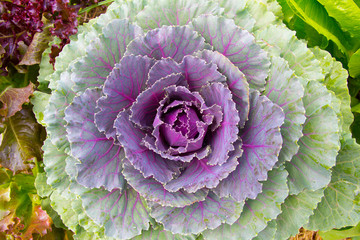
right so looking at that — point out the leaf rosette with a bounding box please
[34,0,359,239]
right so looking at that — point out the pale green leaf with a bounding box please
[307,138,360,231]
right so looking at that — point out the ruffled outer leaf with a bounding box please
[214,91,284,201]
[44,70,76,152]
[135,0,223,30]
[122,160,208,208]
[203,166,288,240]
[253,220,277,240]
[72,19,144,93]
[254,24,323,82]
[311,47,352,137]
[95,55,156,139]
[147,56,226,91]
[42,139,70,193]
[307,138,360,231]
[194,50,250,128]
[132,225,197,240]
[125,25,206,63]
[274,189,324,239]
[286,81,340,194]
[191,15,270,90]
[115,110,182,184]
[64,88,125,191]
[80,187,152,239]
[264,56,305,165]
[149,192,243,235]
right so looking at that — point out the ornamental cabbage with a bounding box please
[34,0,360,239]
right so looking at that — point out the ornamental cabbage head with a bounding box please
[35,0,360,239]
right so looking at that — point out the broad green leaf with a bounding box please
[317,0,360,39]
[349,48,360,78]
[319,222,360,240]
[351,113,360,144]
[0,108,43,173]
[276,0,352,56]
[307,138,360,231]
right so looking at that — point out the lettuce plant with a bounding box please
[34,0,360,239]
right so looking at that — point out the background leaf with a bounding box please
[0,82,34,118]
[0,107,44,173]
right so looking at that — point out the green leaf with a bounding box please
[349,48,360,78]
[319,222,360,240]
[352,113,360,144]
[0,169,39,235]
[0,107,44,173]
[317,0,360,39]
[276,0,352,56]
[0,76,12,96]
[306,138,360,231]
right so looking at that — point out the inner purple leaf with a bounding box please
[144,85,222,162]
